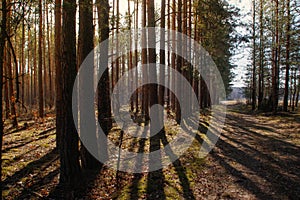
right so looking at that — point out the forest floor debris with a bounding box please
[2,104,300,199]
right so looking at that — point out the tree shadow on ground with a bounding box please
[130,128,148,200]
[199,111,300,199]
[3,128,55,153]
[3,148,59,199]
[15,168,59,200]
[161,130,195,200]
[144,128,195,200]
[47,155,104,200]
[146,130,166,200]
[3,148,59,187]
[2,145,40,168]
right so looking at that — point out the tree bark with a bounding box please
[21,4,25,106]
[283,0,291,112]
[6,2,18,127]
[7,43,18,127]
[128,0,134,112]
[4,57,10,119]
[38,0,44,117]
[142,0,149,120]
[34,11,37,105]
[252,0,256,111]
[79,0,101,170]
[46,3,53,108]
[97,0,112,163]
[147,0,159,126]
[171,0,176,112]
[0,0,7,196]
[295,74,300,108]
[55,0,62,149]
[292,69,297,111]
[272,0,279,113]
[166,0,171,113]
[134,0,139,113]
[59,0,81,194]
[159,0,166,124]
[175,0,182,123]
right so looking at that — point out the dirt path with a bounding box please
[2,106,300,199]
[195,106,300,199]
[79,106,300,200]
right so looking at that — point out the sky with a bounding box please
[115,0,252,88]
[228,0,252,88]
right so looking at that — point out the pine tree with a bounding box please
[252,0,257,110]
[59,0,81,195]
[55,0,62,148]
[0,0,7,196]
[78,0,101,170]
[283,0,291,112]
[96,0,113,166]
[38,0,44,117]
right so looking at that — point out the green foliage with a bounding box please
[245,0,300,109]
[195,0,240,95]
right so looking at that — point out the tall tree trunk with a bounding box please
[159,0,166,124]
[142,0,149,120]
[127,0,134,112]
[27,27,31,106]
[11,32,20,109]
[175,0,182,123]
[4,57,10,119]
[272,0,279,113]
[46,3,53,108]
[252,0,256,111]
[55,0,62,149]
[146,1,165,192]
[166,0,171,113]
[258,0,264,110]
[194,11,200,109]
[292,69,297,111]
[188,0,193,111]
[182,0,189,111]
[97,0,112,164]
[38,0,44,117]
[295,74,300,108]
[283,0,291,112]
[7,44,18,127]
[30,26,34,106]
[21,4,25,106]
[171,0,176,112]
[6,3,17,127]
[147,0,158,120]
[59,0,81,195]
[289,70,293,107]
[115,0,120,111]
[134,0,139,113]
[34,11,37,104]
[0,0,7,196]
[111,0,115,95]
[79,0,101,170]
[43,2,48,109]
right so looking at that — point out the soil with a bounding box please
[2,104,300,199]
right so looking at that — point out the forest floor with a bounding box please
[2,103,300,200]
